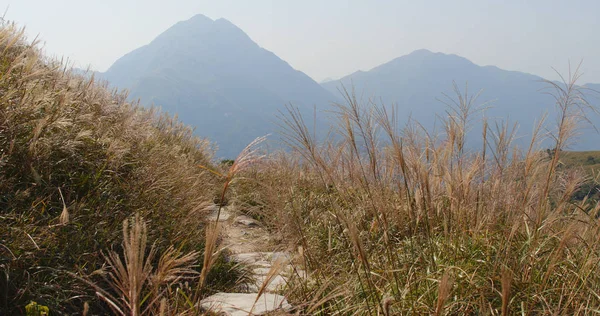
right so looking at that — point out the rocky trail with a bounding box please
[200,205,304,315]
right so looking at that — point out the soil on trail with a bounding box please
[223,214,272,254]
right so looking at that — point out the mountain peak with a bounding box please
[188,14,213,21]
[403,49,467,61]
[181,15,238,30]
[408,49,435,56]
[371,49,474,74]
[145,13,253,49]
[215,17,234,24]
[320,50,599,149]
[213,17,243,32]
[101,15,336,157]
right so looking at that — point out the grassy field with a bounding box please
[557,151,600,201]
[237,84,600,314]
[559,150,600,172]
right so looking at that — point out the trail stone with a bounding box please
[253,267,272,275]
[252,260,273,268]
[232,252,263,264]
[249,275,288,292]
[235,215,260,227]
[267,252,291,262]
[200,292,292,316]
[204,205,297,313]
[206,206,232,222]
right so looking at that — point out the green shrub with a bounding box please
[25,301,49,316]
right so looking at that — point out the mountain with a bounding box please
[98,14,337,158]
[584,84,600,109]
[323,49,600,149]
[585,83,600,92]
[320,77,338,84]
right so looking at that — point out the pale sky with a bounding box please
[3,0,600,83]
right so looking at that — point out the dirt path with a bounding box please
[200,205,299,315]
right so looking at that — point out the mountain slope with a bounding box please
[100,14,337,157]
[585,83,600,92]
[323,49,600,149]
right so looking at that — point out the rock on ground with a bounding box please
[200,292,292,316]
[202,206,302,315]
[206,205,233,222]
[235,215,260,227]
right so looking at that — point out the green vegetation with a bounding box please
[25,301,49,316]
[555,150,600,172]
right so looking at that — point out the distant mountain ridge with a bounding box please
[96,14,337,157]
[584,83,600,92]
[322,49,600,149]
[92,15,599,155]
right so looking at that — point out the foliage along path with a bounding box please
[200,205,304,315]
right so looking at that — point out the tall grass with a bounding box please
[73,214,199,315]
[0,21,225,314]
[241,74,600,314]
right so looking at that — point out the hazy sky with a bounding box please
[3,0,600,83]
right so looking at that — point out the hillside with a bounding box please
[323,49,600,149]
[558,151,600,200]
[98,14,337,158]
[584,83,600,95]
[0,22,241,314]
[560,150,600,172]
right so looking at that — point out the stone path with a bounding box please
[201,293,291,316]
[200,205,301,315]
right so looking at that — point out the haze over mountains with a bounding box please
[97,14,336,157]
[92,14,600,157]
[322,49,600,149]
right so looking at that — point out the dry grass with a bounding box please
[0,20,267,314]
[0,20,236,314]
[76,214,199,315]
[240,73,600,314]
